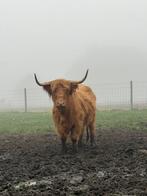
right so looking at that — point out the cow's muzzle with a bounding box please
[57,106,66,113]
[56,101,66,113]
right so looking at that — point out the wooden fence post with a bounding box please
[24,88,27,112]
[130,81,133,110]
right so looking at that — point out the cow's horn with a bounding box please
[34,73,47,86]
[75,69,89,84]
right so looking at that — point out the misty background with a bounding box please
[0,0,147,110]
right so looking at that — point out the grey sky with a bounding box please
[0,0,147,91]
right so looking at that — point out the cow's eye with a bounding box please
[53,88,57,94]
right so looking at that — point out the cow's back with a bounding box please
[77,84,96,102]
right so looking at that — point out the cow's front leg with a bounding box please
[72,139,78,153]
[89,123,96,147]
[71,130,79,153]
[58,127,68,153]
[78,133,83,148]
[78,137,82,148]
[61,137,67,153]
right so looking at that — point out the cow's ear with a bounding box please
[70,83,78,94]
[43,85,52,96]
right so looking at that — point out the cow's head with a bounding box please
[34,70,88,113]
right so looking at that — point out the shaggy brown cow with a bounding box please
[34,70,96,152]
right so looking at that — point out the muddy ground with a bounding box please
[0,129,147,196]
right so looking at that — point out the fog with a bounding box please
[0,0,147,96]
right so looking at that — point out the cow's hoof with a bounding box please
[78,142,83,149]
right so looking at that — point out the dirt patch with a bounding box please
[0,129,147,196]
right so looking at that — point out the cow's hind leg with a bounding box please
[86,127,89,143]
[89,123,96,147]
[78,134,83,148]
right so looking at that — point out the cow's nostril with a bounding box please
[57,102,65,108]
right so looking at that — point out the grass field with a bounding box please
[0,110,147,133]
[0,112,54,133]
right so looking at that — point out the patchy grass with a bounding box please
[96,110,147,132]
[0,112,54,134]
[0,110,147,134]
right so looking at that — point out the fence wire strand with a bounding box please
[1,81,147,111]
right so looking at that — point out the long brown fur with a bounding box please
[39,78,96,152]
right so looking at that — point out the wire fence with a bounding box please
[1,81,147,112]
